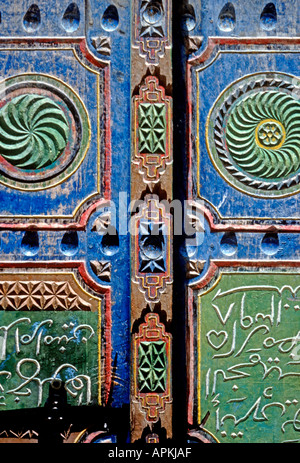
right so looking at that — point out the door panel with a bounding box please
[0,0,299,445]
[130,0,173,443]
[0,0,131,442]
[186,0,300,444]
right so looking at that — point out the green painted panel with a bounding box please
[0,311,100,410]
[199,272,300,443]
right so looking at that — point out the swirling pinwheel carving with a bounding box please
[207,74,300,197]
[226,91,300,180]
[0,94,69,170]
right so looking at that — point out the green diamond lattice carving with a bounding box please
[138,103,166,154]
[138,341,167,393]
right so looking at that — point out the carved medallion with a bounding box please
[0,74,90,190]
[132,195,172,303]
[0,94,69,170]
[206,73,300,197]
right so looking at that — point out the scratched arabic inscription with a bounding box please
[199,273,300,443]
[0,311,100,410]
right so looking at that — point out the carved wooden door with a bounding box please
[0,0,299,446]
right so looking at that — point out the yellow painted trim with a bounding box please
[98,300,102,406]
[192,46,300,73]
[196,71,200,198]
[72,47,104,76]
[197,294,201,424]
[73,428,88,443]
[133,335,137,398]
[255,118,286,150]
[202,427,220,443]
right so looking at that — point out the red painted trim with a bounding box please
[187,286,195,426]
[82,431,106,443]
[0,198,110,231]
[78,39,107,69]
[0,37,83,45]
[190,261,219,291]
[186,62,193,201]
[211,223,300,233]
[77,262,112,404]
[78,39,112,200]
[0,260,82,269]
[77,198,111,228]
[103,65,112,201]
[0,37,107,70]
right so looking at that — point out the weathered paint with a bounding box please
[186,0,300,444]
[0,0,131,426]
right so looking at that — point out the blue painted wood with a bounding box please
[0,0,131,416]
[185,0,300,444]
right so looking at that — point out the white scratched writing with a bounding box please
[0,317,95,359]
[202,282,300,442]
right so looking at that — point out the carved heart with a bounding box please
[206,330,228,350]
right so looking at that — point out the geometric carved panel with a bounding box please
[133,76,172,184]
[133,0,171,66]
[132,195,172,303]
[133,313,171,422]
[138,104,166,154]
[138,341,167,393]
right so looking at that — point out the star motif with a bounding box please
[138,103,166,154]
[139,222,166,273]
[140,1,164,38]
[138,341,167,393]
[140,24,164,38]
[0,281,91,311]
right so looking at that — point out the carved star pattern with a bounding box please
[138,341,167,393]
[0,281,91,311]
[138,103,166,154]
